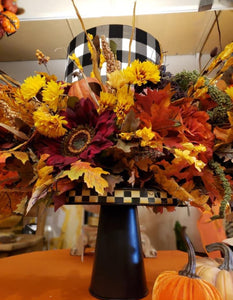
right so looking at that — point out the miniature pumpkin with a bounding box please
[196,242,233,300]
[2,0,18,14]
[68,77,105,108]
[152,228,222,300]
[1,10,19,34]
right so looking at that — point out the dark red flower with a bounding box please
[37,98,117,169]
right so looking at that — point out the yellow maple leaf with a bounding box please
[12,151,29,164]
[61,160,109,195]
[0,151,29,164]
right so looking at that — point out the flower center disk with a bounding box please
[64,127,93,156]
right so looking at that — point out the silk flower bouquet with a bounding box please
[0,19,233,221]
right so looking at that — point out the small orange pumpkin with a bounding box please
[68,77,105,108]
[1,10,19,34]
[152,228,223,300]
[3,0,18,14]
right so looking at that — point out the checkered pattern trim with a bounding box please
[65,24,161,82]
[66,188,180,206]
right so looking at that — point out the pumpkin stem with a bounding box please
[206,242,233,271]
[178,227,199,278]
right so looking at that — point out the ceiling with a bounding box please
[0,1,232,62]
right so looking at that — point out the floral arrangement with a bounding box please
[0,0,21,38]
[0,9,233,220]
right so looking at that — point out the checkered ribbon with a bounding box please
[66,188,180,206]
[65,24,161,82]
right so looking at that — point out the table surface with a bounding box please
[0,248,188,300]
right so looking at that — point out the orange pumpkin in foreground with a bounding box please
[152,228,223,300]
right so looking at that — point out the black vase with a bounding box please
[89,204,148,300]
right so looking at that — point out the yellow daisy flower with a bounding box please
[123,60,160,86]
[33,106,67,138]
[42,80,66,112]
[21,74,46,100]
[14,88,36,126]
[98,91,117,114]
[107,69,128,89]
[114,85,134,124]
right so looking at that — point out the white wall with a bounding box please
[0,54,210,83]
[0,59,67,83]
[138,206,204,252]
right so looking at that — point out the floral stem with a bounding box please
[128,1,136,67]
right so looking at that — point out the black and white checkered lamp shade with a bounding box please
[65,24,161,82]
[66,188,180,206]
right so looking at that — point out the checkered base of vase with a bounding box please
[66,188,180,206]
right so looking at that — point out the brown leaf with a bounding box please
[121,109,140,132]
[104,174,123,194]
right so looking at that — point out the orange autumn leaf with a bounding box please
[6,157,35,189]
[201,168,223,203]
[0,168,19,187]
[54,178,76,195]
[0,152,11,163]
[135,157,153,172]
[61,160,109,195]
[0,191,29,217]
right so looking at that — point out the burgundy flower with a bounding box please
[37,98,117,169]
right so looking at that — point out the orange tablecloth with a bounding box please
[0,249,188,299]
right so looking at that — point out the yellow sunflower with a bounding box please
[21,74,46,100]
[33,106,67,138]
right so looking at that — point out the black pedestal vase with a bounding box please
[89,204,148,300]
